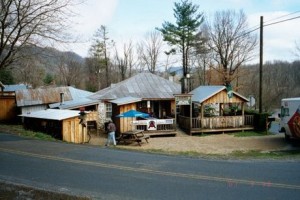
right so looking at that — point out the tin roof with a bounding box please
[3,84,27,92]
[16,86,96,108]
[190,85,249,103]
[89,72,181,100]
[49,98,99,109]
[49,87,97,109]
[19,109,81,120]
[109,96,142,106]
[16,86,73,107]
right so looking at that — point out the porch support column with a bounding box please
[201,103,204,130]
[190,103,192,136]
[242,102,245,132]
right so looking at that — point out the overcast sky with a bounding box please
[66,0,300,65]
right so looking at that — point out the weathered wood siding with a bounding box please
[202,116,243,129]
[117,103,137,133]
[62,117,87,143]
[203,90,244,104]
[0,95,16,121]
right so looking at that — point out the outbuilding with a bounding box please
[20,109,90,143]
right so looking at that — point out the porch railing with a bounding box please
[178,115,254,130]
[136,123,175,131]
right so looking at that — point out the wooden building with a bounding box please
[89,72,181,135]
[0,83,27,122]
[178,86,254,134]
[20,109,91,143]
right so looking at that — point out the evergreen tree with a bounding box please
[0,68,14,84]
[157,0,204,83]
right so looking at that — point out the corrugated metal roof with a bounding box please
[190,86,225,103]
[49,87,97,109]
[19,109,80,120]
[16,86,73,107]
[109,96,142,106]
[68,87,94,99]
[15,86,95,108]
[49,98,99,109]
[190,85,249,103]
[3,84,27,92]
[89,72,181,100]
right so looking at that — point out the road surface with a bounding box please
[0,133,299,200]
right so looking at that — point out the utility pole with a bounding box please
[259,16,263,113]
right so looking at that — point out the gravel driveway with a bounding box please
[89,131,291,155]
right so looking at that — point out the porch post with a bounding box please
[242,102,245,132]
[190,102,192,135]
[201,103,204,130]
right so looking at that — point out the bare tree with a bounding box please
[0,0,77,70]
[12,56,45,88]
[206,10,257,86]
[114,40,135,81]
[57,54,83,87]
[294,41,300,59]
[137,31,162,73]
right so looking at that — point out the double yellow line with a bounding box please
[1,147,299,190]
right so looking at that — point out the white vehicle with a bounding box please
[279,97,300,141]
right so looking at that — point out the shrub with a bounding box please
[253,113,269,131]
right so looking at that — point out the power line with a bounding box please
[264,15,300,27]
[264,10,300,23]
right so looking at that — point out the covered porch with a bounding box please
[177,86,254,135]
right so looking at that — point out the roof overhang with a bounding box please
[19,109,82,121]
[109,96,142,106]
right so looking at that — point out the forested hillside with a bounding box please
[0,45,299,111]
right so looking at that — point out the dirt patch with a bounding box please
[0,181,90,200]
[88,132,291,155]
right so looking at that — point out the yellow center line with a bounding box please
[1,147,300,190]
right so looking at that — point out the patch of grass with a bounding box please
[0,123,57,141]
[230,150,300,159]
[231,131,271,137]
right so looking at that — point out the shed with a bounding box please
[19,109,89,143]
[177,85,254,134]
[0,83,27,122]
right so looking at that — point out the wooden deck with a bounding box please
[178,115,254,135]
[190,126,254,135]
[143,131,177,137]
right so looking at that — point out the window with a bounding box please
[280,106,289,117]
[106,103,112,118]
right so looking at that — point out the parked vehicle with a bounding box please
[279,97,300,141]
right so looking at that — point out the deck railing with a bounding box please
[178,115,254,130]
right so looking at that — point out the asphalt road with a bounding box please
[0,133,300,200]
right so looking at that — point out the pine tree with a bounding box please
[157,0,204,88]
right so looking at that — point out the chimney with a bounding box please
[60,92,64,105]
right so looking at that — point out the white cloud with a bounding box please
[66,0,118,56]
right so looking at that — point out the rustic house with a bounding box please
[15,86,100,139]
[178,85,254,134]
[0,83,27,122]
[89,72,181,134]
[20,109,89,143]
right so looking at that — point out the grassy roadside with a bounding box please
[0,123,57,141]
[1,123,300,160]
[127,148,300,160]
